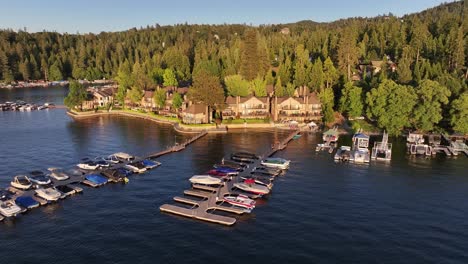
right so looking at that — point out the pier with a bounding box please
[159,129,299,226]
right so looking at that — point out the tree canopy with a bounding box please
[64,80,86,110]
[366,80,417,135]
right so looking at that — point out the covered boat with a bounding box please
[252,166,282,176]
[189,175,223,185]
[101,169,130,182]
[261,157,290,169]
[233,180,270,195]
[207,169,228,177]
[83,174,108,187]
[11,175,32,190]
[213,167,239,175]
[223,194,256,210]
[15,196,40,209]
[142,159,161,169]
[55,185,76,196]
[0,201,23,217]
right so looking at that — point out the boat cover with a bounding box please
[85,174,108,184]
[15,196,39,208]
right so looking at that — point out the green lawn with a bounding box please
[222,118,270,124]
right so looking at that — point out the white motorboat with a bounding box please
[189,175,222,185]
[47,168,70,181]
[233,181,270,195]
[112,152,135,162]
[0,201,23,217]
[261,158,290,169]
[29,174,52,186]
[125,161,147,173]
[77,160,100,170]
[35,187,63,201]
[10,175,32,190]
[350,132,370,163]
[223,194,256,210]
[334,146,351,161]
[102,155,120,164]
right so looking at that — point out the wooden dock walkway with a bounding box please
[159,129,300,226]
[146,130,207,159]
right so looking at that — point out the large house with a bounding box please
[181,104,208,124]
[93,87,115,107]
[223,95,270,119]
[271,87,322,122]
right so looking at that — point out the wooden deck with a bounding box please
[159,129,299,226]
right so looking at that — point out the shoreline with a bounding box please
[67,110,288,134]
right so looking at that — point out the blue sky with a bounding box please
[0,0,450,33]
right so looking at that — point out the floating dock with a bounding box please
[159,129,299,226]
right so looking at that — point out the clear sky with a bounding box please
[0,0,451,33]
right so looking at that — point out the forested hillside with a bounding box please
[1,1,467,134]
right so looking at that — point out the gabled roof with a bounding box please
[185,104,206,114]
[309,92,321,104]
[276,97,304,105]
[239,95,267,104]
[225,96,237,104]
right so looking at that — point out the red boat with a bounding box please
[207,169,227,177]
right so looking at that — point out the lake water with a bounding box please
[0,87,467,264]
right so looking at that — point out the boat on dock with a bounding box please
[10,175,32,190]
[261,157,290,169]
[230,152,258,163]
[349,132,370,163]
[233,180,270,195]
[443,134,468,156]
[371,131,392,161]
[35,187,63,201]
[334,146,351,162]
[101,168,131,182]
[323,127,339,143]
[47,168,70,181]
[189,175,223,186]
[15,196,40,209]
[82,174,108,187]
[29,173,52,186]
[77,159,100,170]
[223,194,256,210]
[0,201,23,217]
[55,185,77,196]
[125,161,147,173]
[141,159,161,169]
[111,152,135,162]
[240,176,273,189]
[407,132,433,156]
[251,166,282,176]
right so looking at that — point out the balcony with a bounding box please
[241,104,267,110]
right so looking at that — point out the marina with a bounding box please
[159,130,299,226]
[0,128,209,222]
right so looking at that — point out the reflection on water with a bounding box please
[0,88,468,263]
